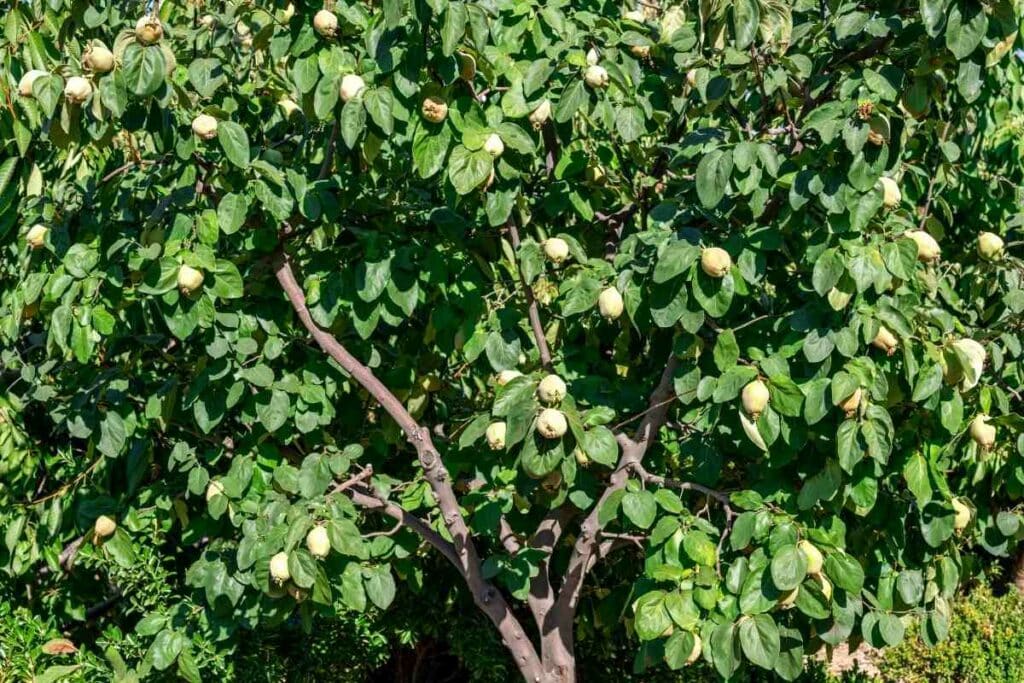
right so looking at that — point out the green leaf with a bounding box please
[824,551,864,593]
[696,148,733,208]
[622,490,658,529]
[364,565,396,609]
[340,98,367,148]
[218,121,251,168]
[770,545,807,591]
[122,44,166,97]
[739,614,780,670]
[447,145,493,195]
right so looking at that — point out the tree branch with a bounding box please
[347,485,462,569]
[274,249,543,680]
[630,462,736,574]
[506,217,553,370]
[546,354,679,663]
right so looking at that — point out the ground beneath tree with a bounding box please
[820,642,883,679]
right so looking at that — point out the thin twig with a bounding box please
[506,217,553,370]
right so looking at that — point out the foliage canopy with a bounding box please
[2,0,1024,680]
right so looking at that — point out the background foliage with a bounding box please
[2,0,1024,680]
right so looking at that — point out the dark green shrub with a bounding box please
[880,584,1024,683]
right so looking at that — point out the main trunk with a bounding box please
[539,624,576,683]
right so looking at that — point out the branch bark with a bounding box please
[274,249,543,681]
[506,217,553,370]
[543,354,679,677]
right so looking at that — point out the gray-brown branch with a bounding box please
[274,250,544,681]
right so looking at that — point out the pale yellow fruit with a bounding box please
[907,230,941,263]
[624,9,646,22]
[235,20,252,37]
[94,515,117,539]
[199,14,217,29]
[177,265,205,294]
[269,552,291,583]
[306,525,331,558]
[83,44,115,74]
[700,247,732,278]
[585,47,600,66]
[483,133,504,157]
[543,237,570,264]
[584,64,609,88]
[537,408,567,439]
[281,3,296,21]
[278,98,301,118]
[26,224,48,249]
[313,10,338,37]
[952,498,972,531]
[18,70,47,97]
[598,287,624,320]
[969,414,996,451]
[205,480,225,501]
[686,634,702,665]
[741,380,770,419]
[529,99,552,130]
[879,177,901,208]
[135,15,164,45]
[486,421,507,450]
[798,540,824,575]
[64,76,92,104]
[778,587,799,608]
[537,375,567,404]
[630,44,651,59]
[977,232,1005,261]
[574,448,590,466]
[838,387,862,417]
[340,74,366,102]
[191,114,218,140]
[686,69,698,87]
[871,325,898,356]
[496,370,522,386]
[421,95,448,123]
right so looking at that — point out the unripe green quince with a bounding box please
[537,375,567,404]
[584,65,609,88]
[191,114,218,140]
[177,265,205,294]
[598,287,624,320]
[94,515,117,539]
[741,380,770,419]
[306,525,331,558]
[969,414,996,451]
[313,10,338,37]
[135,15,164,45]
[486,421,507,450]
[340,74,366,102]
[543,238,570,264]
[536,408,567,439]
[26,224,48,249]
[483,133,504,157]
[269,552,291,583]
[700,247,731,278]
[977,232,1004,261]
